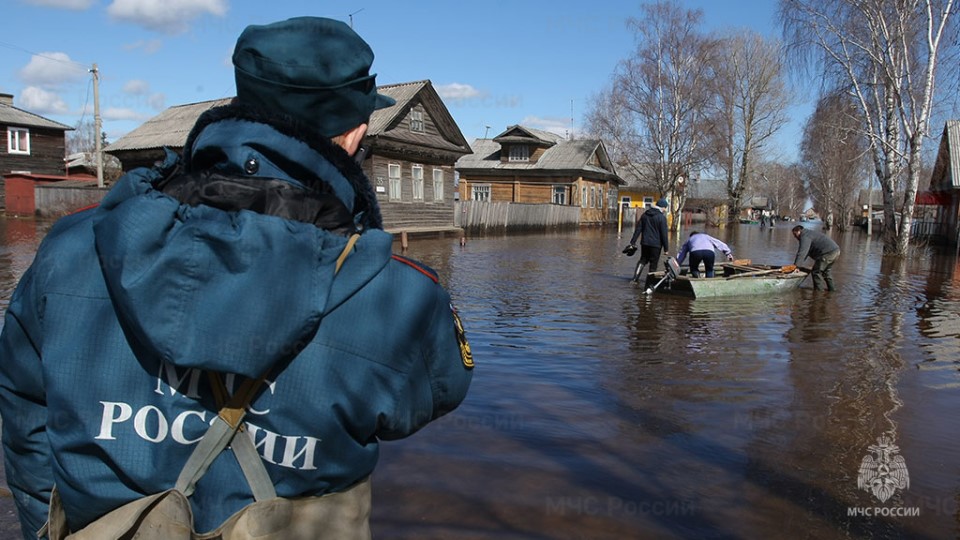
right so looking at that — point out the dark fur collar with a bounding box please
[181,102,383,230]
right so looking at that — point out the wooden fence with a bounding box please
[34,183,107,217]
[454,201,582,233]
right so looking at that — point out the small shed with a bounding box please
[3,173,100,217]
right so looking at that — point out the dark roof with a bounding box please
[685,178,727,200]
[929,120,960,190]
[105,98,231,152]
[367,80,471,155]
[456,128,622,183]
[492,125,563,147]
[857,189,884,206]
[0,102,73,130]
[108,80,471,157]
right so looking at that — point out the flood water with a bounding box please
[2,217,960,539]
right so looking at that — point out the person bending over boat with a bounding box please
[675,231,734,278]
[624,198,670,284]
[792,225,840,291]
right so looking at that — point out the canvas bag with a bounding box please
[43,235,372,540]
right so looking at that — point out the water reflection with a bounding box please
[1,220,959,539]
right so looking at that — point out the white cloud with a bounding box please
[107,0,228,34]
[520,115,574,137]
[103,107,148,121]
[147,93,166,111]
[123,39,164,54]
[122,79,150,95]
[435,83,483,101]
[23,0,96,9]
[19,86,70,114]
[19,52,88,87]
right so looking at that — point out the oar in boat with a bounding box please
[725,265,800,280]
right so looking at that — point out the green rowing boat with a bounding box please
[643,260,807,298]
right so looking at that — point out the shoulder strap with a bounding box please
[175,233,361,500]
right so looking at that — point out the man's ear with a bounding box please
[338,123,368,156]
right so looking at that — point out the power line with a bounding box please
[0,39,90,69]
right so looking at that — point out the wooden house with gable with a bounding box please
[105,80,472,233]
[1,93,73,177]
[1,93,79,212]
[923,119,960,244]
[455,125,623,224]
[363,80,472,230]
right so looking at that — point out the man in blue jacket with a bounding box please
[0,17,473,538]
[625,198,670,284]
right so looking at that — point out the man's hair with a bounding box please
[792,225,804,234]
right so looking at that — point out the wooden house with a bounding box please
[105,80,471,232]
[1,93,73,209]
[616,165,661,209]
[0,93,72,177]
[104,98,229,172]
[362,80,471,230]
[924,120,960,244]
[455,125,623,224]
[682,177,729,226]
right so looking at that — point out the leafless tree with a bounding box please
[585,0,715,229]
[66,118,103,155]
[706,31,791,224]
[780,0,959,255]
[757,161,807,219]
[800,91,871,231]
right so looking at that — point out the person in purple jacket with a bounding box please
[675,231,734,278]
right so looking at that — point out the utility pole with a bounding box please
[91,63,103,188]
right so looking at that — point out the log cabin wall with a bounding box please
[1,127,67,176]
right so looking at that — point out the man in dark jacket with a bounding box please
[625,198,670,284]
[0,17,473,539]
[792,225,840,291]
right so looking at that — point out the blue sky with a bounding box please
[1,0,806,159]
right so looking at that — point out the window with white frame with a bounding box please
[643,196,654,208]
[472,184,491,201]
[621,196,631,207]
[410,110,424,133]
[7,127,29,154]
[597,188,604,209]
[508,145,529,162]
[552,185,566,205]
[433,169,444,201]
[411,164,424,201]
[581,186,587,208]
[388,164,402,201]
[590,187,596,208]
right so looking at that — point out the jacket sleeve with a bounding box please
[378,285,473,441]
[659,215,669,252]
[676,240,689,264]
[0,267,54,539]
[711,238,732,256]
[794,234,811,265]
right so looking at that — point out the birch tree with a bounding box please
[585,0,715,229]
[780,0,959,254]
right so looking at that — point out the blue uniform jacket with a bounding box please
[0,106,473,536]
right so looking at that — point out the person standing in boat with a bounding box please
[624,198,670,284]
[675,231,734,278]
[792,224,840,291]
